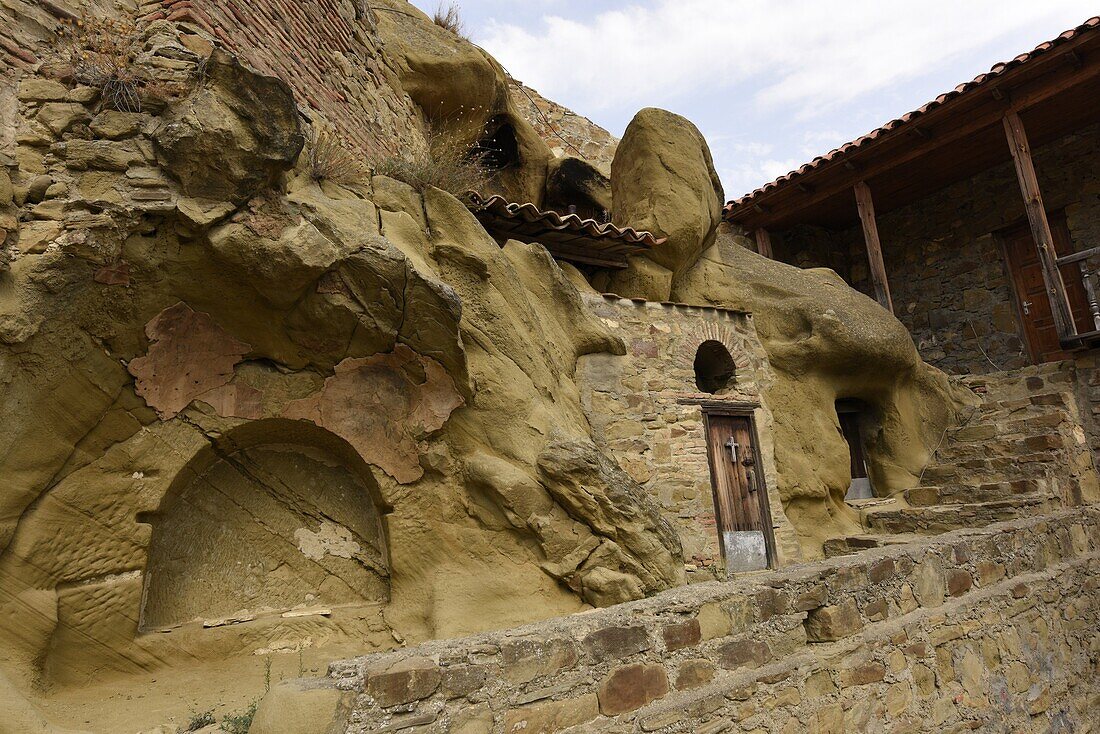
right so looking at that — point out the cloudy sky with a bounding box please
[407,1,1096,200]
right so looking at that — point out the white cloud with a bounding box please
[480,1,1096,119]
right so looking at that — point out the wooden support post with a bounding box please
[753,228,773,259]
[1002,109,1076,340]
[853,181,893,313]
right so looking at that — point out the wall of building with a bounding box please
[781,122,1100,375]
[325,506,1100,734]
[575,295,801,581]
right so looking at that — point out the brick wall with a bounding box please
[781,123,1100,375]
[0,1,424,158]
[509,80,618,174]
[325,506,1100,733]
[576,295,801,581]
[142,0,423,158]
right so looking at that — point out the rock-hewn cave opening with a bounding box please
[694,340,737,394]
[473,116,520,171]
[139,420,389,631]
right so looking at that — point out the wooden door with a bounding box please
[703,412,775,569]
[1003,212,1089,363]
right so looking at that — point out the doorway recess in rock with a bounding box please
[694,340,737,394]
[139,420,390,630]
[836,399,876,500]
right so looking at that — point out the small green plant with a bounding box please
[371,126,492,197]
[219,701,257,734]
[184,709,215,731]
[263,656,272,693]
[308,128,369,186]
[432,2,466,37]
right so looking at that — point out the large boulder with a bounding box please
[611,108,724,280]
[153,49,304,203]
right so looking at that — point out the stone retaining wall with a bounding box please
[325,506,1100,733]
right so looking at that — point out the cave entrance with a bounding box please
[139,422,389,631]
[472,116,520,172]
[836,399,874,500]
[702,408,777,575]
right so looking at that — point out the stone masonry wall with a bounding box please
[508,80,618,174]
[0,0,424,159]
[781,122,1100,375]
[576,295,801,581]
[326,506,1100,733]
[145,0,423,157]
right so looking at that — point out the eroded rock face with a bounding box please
[611,108,724,283]
[372,0,553,204]
[0,3,966,730]
[0,14,682,728]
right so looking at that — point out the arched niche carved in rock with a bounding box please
[139,420,390,630]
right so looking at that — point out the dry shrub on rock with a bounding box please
[432,2,466,37]
[372,126,492,197]
[308,129,369,186]
[52,14,187,112]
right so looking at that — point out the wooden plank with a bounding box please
[1002,110,1075,340]
[753,228,773,259]
[1055,245,1100,266]
[853,181,894,312]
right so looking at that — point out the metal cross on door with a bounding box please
[703,412,775,574]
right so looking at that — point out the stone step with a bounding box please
[918,457,1053,484]
[821,532,921,558]
[862,496,1052,536]
[902,478,1048,507]
[934,433,1067,462]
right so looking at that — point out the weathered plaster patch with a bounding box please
[128,302,252,419]
[295,521,362,561]
[195,381,264,419]
[283,345,464,483]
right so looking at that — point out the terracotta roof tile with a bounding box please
[466,192,664,268]
[724,15,1100,216]
[468,193,664,247]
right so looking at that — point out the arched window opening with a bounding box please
[694,341,737,394]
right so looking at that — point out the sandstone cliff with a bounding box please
[0,1,968,730]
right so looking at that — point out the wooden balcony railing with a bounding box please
[1055,245,1100,344]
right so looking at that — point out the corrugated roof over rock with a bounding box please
[467,192,664,269]
[725,16,1100,216]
